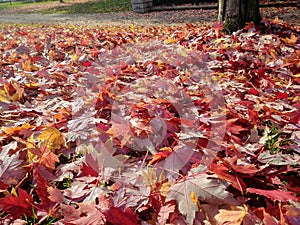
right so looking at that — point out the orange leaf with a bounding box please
[39,146,60,170]
[2,123,31,136]
[284,34,297,45]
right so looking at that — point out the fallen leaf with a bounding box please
[0,188,34,219]
[247,188,297,202]
[215,205,248,225]
[0,81,24,103]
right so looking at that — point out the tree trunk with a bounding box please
[218,0,261,34]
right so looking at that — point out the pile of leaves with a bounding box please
[0,18,299,224]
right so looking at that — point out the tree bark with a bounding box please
[218,0,261,34]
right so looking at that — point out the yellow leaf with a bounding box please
[142,168,157,189]
[215,205,248,225]
[26,133,35,150]
[222,43,229,49]
[157,60,164,68]
[27,150,38,163]
[26,133,38,162]
[25,83,39,89]
[215,38,225,43]
[22,59,38,72]
[159,181,171,197]
[232,43,241,48]
[0,81,24,103]
[11,187,18,197]
[37,127,65,151]
[164,38,177,44]
[190,191,199,204]
[284,34,297,45]
[71,54,79,62]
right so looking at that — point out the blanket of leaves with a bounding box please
[0,17,299,225]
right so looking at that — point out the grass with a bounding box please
[47,0,131,14]
[0,0,49,10]
[0,0,132,14]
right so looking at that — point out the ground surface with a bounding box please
[0,2,299,26]
[0,2,299,225]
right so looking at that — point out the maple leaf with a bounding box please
[159,145,201,181]
[63,180,91,201]
[262,209,280,225]
[0,143,26,190]
[2,123,32,136]
[247,188,298,202]
[40,148,60,170]
[28,146,60,170]
[103,207,138,225]
[47,186,66,204]
[258,151,299,166]
[33,169,56,209]
[164,38,178,44]
[60,202,106,225]
[214,205,248,225]
[80,139,126,173]
[276,91,288,99]
[119,169,151,208]
[26,126,65,153]
[0,188,34,219]
[0,81,24,103]
[106,119,133,148]
[158,201,176,225]
[166,173,238,224]
[283,34,297,45]
[223,156,259,175]
[209,161,247,192]
[284,204,300,225]
[36,126,65,151]
[148,147,174,165]
[22,59,39,72]
[226,118,251,143]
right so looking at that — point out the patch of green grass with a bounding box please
[262,121,294,153]
[0,0,132,14]
[41,0,132,14]
[24,207,58,225]
[0,0,49,10]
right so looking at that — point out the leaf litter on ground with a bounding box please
[0,6,299,225]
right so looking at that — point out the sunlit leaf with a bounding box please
[0,81,24,103]
[215,205,248,225]
[37,127,65,151]
[166,174,238,224]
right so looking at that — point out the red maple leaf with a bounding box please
[104,207,138,225]
[33,168,55,209]
[276,91,288,99]
[247,188,298,202]
[0,188,34,219]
